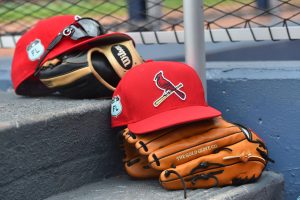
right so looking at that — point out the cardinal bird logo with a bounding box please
[153,70,186,107]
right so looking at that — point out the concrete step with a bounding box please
[0,91,285,200]
[0,91,123,200]
[46,171,284,200]
[2,60,299,199]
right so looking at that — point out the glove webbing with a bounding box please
[236,123,275,163]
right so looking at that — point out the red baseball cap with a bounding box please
[11,15,133,96]
[111,61,221,134]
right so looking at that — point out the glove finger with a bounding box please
[39,50,113,98]
[124,154,161,179]
[89,49,120,89]
[122,135,161,179]
[123,128,141,144]
[122,137,140,162]
[88,40,144,91]
[148,125,244,170]
[134,117,235,156]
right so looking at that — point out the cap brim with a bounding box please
[44,32,133,64]
[69,32,133,49]
[128,106,221,134]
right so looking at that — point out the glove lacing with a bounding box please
[190,162,225,174]
[127,131,137,139]
[126,157,152,169]
[249,138,275,163]
[186,170,224,186]
[256,147,275,163]
[126,157,140,167]
[164,169,187,199]
[164,162,224,199]
[219,122,275,164]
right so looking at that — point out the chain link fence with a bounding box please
[0,0,300,48]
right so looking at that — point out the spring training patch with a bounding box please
[153,70,186,107]
[26,39,45,61]
[176,144,218,161]
[111,95,122,117]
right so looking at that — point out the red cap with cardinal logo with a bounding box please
[111,61,221,134]
[11,15,133,96]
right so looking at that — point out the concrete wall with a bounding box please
[135,40,300,62]
[0,57,11,92]
[206,61,300,200]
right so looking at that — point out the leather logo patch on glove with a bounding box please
[111,44,133,70]
[176,144,218,161]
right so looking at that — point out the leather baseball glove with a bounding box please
[37,39,143,98]
[122,132,161,179]
[121,117,274,198]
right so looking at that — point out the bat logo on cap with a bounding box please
[153,70,186,107]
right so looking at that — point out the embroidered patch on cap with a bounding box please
[26,39,45,61]
[111,95,122,117]
[153,70,186,107]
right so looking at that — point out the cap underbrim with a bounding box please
[128,105,221,134]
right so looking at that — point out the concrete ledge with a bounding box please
[206,61,300,80]
[45,171,284,200]
[0,92,123,200]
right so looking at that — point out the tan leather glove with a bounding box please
[38,39,143,98]
[121,117,273,198]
